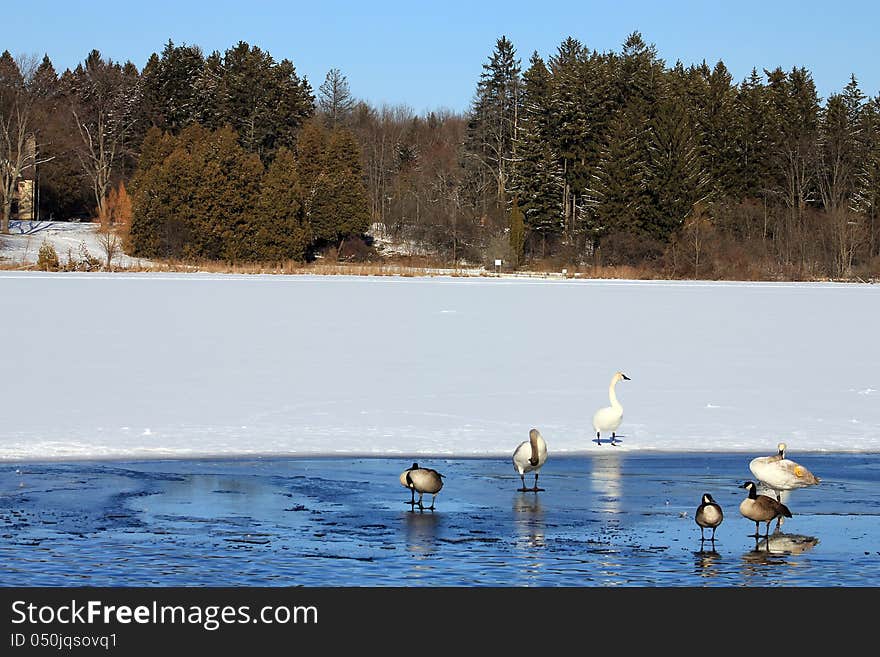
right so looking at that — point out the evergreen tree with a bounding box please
[513,52,563,251]
[318,68,354,128]
[817,75,867,274]
[464,35,522,216]
[591,104,646,245]
[854,95,880,257]
[141,39,206,133]
[733,68,771,201]
[764,66,820,265]
[645,95,709,241]
[294,121,369,255]
[129,124,263,261]
[196,42,314,161]
[257,146,311,261]
[547,38,600,242]
[697,61,739,199]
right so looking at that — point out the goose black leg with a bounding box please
[532,473,544,492]
[518,474,528,492]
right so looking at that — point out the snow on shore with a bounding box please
[1,271,878,461]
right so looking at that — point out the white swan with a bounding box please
[512,428,548,492]
[592,371,630,446]
[749,442,820,502]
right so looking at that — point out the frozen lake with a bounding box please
[1,273,878,587]
[1,272,879,460]
[1,453,877,586]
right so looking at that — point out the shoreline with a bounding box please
[3,447,877,465]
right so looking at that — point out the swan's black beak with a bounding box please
[622,374,631,380]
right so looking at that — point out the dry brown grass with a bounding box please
[3,251,877,283]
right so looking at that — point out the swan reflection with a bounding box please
[590,453,622,514]
[512,494,545,549]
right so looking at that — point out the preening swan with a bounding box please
[512,428,548,492]
[695,493,723,542]
[739,481,792,538]
[749,442,820,502]
[402,464,445,512]
[592,371,630,446]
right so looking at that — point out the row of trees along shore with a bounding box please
[2,33,879,279]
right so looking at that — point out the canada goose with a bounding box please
[399,462,419,507]
[695,493,723,541]
[405,465,445,512]
[512,428,548,492]
[592,371,630,446]
[749,442,820,502]
[739,481,792,537]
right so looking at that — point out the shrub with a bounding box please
[37,241,60,271]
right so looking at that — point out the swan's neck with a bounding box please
[609,381,622,409]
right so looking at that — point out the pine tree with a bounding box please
[696,61,739,199]
[196,42,314,161]
[764,66,820,266]
[547,38,594,242]
[817,75,867,275]
[733,68,771,201]
[318,68,354,128]
[854,95,880,258]
[512,52,563,252]
[464,35,522,216]
[591,104,647,247]
[141,39,205,133]
[645,95,709,241]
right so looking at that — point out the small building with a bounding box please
[12,134,38,222]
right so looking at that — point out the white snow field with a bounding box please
[0,272,878,461]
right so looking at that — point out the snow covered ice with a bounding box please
[1,271,878,461]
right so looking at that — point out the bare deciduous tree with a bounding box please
[64,50,141,221]
[0,52,51,233]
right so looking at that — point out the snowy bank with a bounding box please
[1,272,878,461]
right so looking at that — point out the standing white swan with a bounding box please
[512,428,548,492]
[592,371,630,446]
[749,442,820,502]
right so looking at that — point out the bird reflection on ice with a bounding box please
[590,453,622,514]
[754,532,819,555]
[740,532,820,576]
[512,494,545,549]
[694,548,722,579]
[403,510,439,562]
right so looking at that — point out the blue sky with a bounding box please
[6,1,878,114]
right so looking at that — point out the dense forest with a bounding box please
[2,32,879,279]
